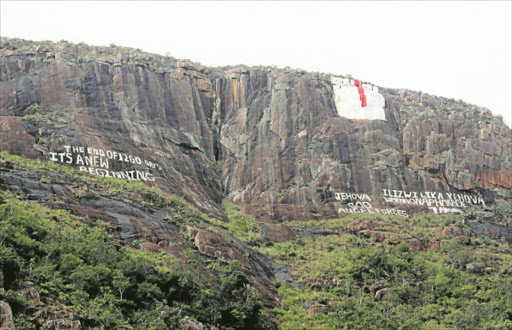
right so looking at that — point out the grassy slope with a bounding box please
[0,152,273,329]
[259,216,512,329]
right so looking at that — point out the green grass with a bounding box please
[259,212,512,329]
[215,199,263,245]
[0,189,270,329]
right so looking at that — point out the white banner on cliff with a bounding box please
[331,76,386,121]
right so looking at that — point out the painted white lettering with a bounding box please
[76,155,84,166]
[100,157,109,169]
[84,155,93,166]
[49,152,58,162]
[65,153,73,164]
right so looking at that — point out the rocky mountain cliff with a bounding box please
[1,37,512,329]
[1,37,510,224]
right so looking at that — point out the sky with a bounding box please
[1,1,511,126]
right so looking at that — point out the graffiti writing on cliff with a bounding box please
[335,189,485,217]
[48,145,162,182]
[335,192,410,218]
[381,189,484,214]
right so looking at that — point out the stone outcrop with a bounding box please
[193,229,248,264]
[0,301,15,330]
[466,263,486,274]
[35,302,82,330]
[1,37,511,222]
[24,281,41,305]
[214,68,511,221]
[375,288,391,301]
[467,220,512,244]
[441,226,470,238]
[407,238,423,252]
[0,37,223,218]
[306,305,329,315]
[359,230,410,244]
[261,223,297,242]
[1,36,511,329]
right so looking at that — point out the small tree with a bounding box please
[112,269,129,300]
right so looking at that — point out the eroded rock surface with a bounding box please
[0,301,15,330]
[1,37,223,218]
[1,37,511,222]
[214,67,511,221]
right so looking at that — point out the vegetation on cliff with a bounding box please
[0,191,274,329]
[1,153,511,329]
[260,212,512,329]
[0,153,273,329]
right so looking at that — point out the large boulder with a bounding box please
[24,282,41,305]
[193,230,248,264]
[306,305,329,316]
[262,223,296,242]
[375,288,391,301]
[0,301,15,330]
[35,302,81,330]
[441,226,470,237]
[180,316,205,330]
[466,263,486,274]
[359,230,409,244]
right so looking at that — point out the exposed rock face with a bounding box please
[466,263,486,274]
[1,37,511,329]
[193,229,248,264]
[214,67,511,221]
[467,220,512,244]
[0,301,15,330]
[1,37,511,222]
[35,302,82,330]
[1,37,223,218]
[261,223,297,242]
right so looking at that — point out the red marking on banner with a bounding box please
[356,81,367,107]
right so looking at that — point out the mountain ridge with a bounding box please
[1,36,510,223]
[1,36,512,329]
